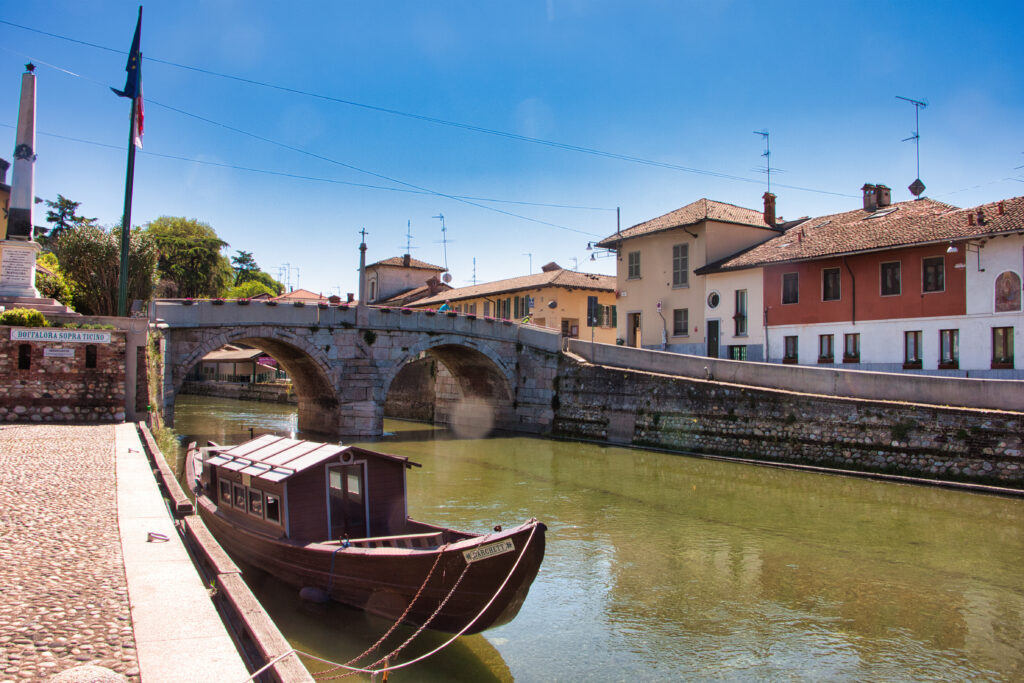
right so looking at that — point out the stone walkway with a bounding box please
[0,424,139,681]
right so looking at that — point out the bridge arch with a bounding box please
[381,335,516,436]
[169,327,340,435]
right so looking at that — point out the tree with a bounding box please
[146,216,233,298]
[231,250,259,285]
[226,280,277,299]
[249,270,285,295]
[43,195,96,245]
[53,222,159,316]
[34,252,76,307]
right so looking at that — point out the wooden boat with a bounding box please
[187,434,546,635]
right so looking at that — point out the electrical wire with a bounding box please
[0,17,856,199]
[0,123,615,212]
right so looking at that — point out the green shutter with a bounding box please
[611,305,617,327]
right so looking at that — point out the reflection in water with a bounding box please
[175,395,1024,681]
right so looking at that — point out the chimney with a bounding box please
[425,275,441,295]
[346,292,355,303]
[402,253,411,267]
[998,201,1005,216]
[0,158,9,184]
[968,212,975,226]
[762,191,777,227]
[977,208,986,225]
[876,184,891,208]
[861,184,877,211]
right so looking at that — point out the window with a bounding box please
[904,330,922,368]
[18,344,31,370]
[483,301,490,317]
[219,480,232,504]
[561,318,580,338]
[844,333,860,362]
[672,244,689,287]
[247,489,264,517]
[783,335,798,363]
[881,262,901,296]
[707,292,720,309]
[728,345,747,361]
[818,334,834,362]
[85,345,97,369]
[823,268,841,301]
[939,329,959,368]
[922,257,945,293]
[734,290,748,336]
[627,251,641,279]
[672,308,689,337]
[992,327,1014,368]
[265,494,281,524]
[782,273,799,304]
[596,305,617,328]
[233,483,246,509]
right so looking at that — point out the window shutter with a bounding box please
[611,305,617,327]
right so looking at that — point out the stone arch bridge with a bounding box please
[151,300,563,437]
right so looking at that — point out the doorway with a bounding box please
[706,319,720,358]
[627,312,642,348]
[328,463,367,539]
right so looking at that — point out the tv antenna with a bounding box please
[433,213,453,272]
[523,252,533,274]
[752,130,781,194]
[465,257,478,285]
[400,220,417,254]
[570,256,579,271]
[897,95,928,197]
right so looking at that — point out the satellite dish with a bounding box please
[442,273,452,283]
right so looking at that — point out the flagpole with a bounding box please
[117,94,137,318]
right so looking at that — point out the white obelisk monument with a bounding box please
[0,64,42,299]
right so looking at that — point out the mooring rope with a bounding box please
[306,521,539,679]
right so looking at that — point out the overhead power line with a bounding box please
[0,18,855,199]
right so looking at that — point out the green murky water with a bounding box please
[174,395,1024,681]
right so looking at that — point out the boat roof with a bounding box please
[205,435,420,483]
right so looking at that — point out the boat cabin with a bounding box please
[200,435,422,544]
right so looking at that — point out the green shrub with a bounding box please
[0,307,49,327]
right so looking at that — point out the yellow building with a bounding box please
[412,262,619,343]
[595,197,782,358]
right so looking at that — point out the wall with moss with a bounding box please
[552,361,1024,487]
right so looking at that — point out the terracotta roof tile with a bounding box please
[367,256,445,271]
[596,198,774,247]
[706,197,971,271]
[271,288,326,302]
[414,268,615,306]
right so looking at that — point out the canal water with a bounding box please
[173,395,1024,681]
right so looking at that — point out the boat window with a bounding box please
[219,480,232,504]
[265,495,281,524]
[233,483,246,509]
[247,489,264,517]
[347,473,361,497]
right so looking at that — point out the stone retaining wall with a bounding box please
[0,326,127,423]
[179,380,297,404]
[553,361,1024,487]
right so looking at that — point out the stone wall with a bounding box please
[0,326,127,423]
[553,360,1024,488]
[179,380,297,404]
[384,357,436,422]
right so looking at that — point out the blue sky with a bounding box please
[2,1,1022,296]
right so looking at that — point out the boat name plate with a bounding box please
[463,539,515,564]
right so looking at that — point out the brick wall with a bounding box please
[553,361,1024,488]
[0,326,127,423]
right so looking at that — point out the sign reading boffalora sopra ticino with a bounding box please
[10,328,113,344]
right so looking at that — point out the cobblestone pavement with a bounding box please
[0,424,139,682]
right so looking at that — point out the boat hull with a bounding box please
[189,451,545,635]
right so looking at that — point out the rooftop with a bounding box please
[367,255,446,271]
[699,195,1024,273]
[415,267,615,306]
[595,198,775,248]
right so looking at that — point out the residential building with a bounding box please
[365,254,447,305]
[708,186,1024,377]
[412,262,618,343]
[594,196,785,358]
